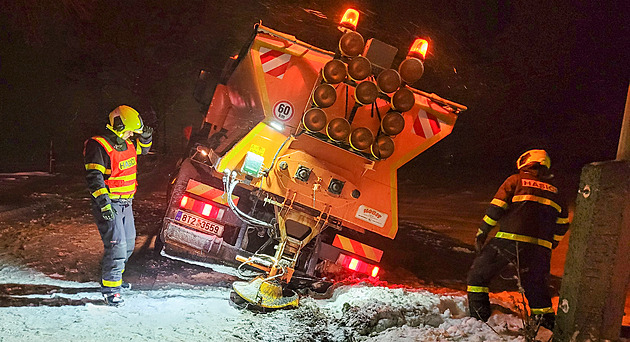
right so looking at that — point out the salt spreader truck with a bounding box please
[159,8,467,309]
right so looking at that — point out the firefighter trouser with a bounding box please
[91,199,136,294]
[467,238,554,322]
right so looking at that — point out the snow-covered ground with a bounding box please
[1,170,626,341]
[0,261,546,342]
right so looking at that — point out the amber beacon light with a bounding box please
[409,38,429,60]
[339,8,360,31]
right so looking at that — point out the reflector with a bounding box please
[409,38,428,60]
[347,56,371,81]
[339,8,360,31]
[302,108,327,132]
[381,111,405,136]
[322,59,347,84]
[326,117,351,141]
[392,86,415,112]
[398,57,424,85]
[371,135,395,159]
[339,31,365,57]
[313,84,337,108]
[376,69,401,94]
[349,127,374,151]
[354,81,378,105]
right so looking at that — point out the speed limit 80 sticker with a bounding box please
[273,100,295,121]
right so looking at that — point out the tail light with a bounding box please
[179,195,224,220]
[338,254,380,277]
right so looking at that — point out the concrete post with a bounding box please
[554,160,630,341]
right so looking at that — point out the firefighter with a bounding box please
[467,149,569,330]
[83,105,153,306]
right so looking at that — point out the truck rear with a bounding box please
[159,8,466,309]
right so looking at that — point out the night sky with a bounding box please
[1,0,628,182]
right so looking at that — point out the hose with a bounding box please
[223,169,273,228]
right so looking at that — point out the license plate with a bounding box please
[174,210,224,237]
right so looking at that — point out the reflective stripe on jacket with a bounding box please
[479,168,569,249]
[91,137,138,199]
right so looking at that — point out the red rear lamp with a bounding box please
[180,195,189,207]
[339,254,379,277]
[348,258,359,271]
[179,194,224,220]
[339,8,359,31]
[202,203,212,216]
[409,38,429,60]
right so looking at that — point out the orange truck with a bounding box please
[159,9,466,309]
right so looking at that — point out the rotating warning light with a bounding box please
[409,38,429,60]
[339,8,360,31]
[302,108,327,132]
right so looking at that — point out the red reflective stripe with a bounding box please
[260,49,284,63]
[427,113,441,135]
[266,63,289,77]
[412,116,425,138]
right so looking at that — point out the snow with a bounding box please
[0,260,544,342]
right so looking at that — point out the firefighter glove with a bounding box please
[141,125,153,139]
[101,204,116,221]
[475,229,488,254]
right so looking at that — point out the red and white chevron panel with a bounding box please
[412,109,444,139]
[259,47,291,79]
